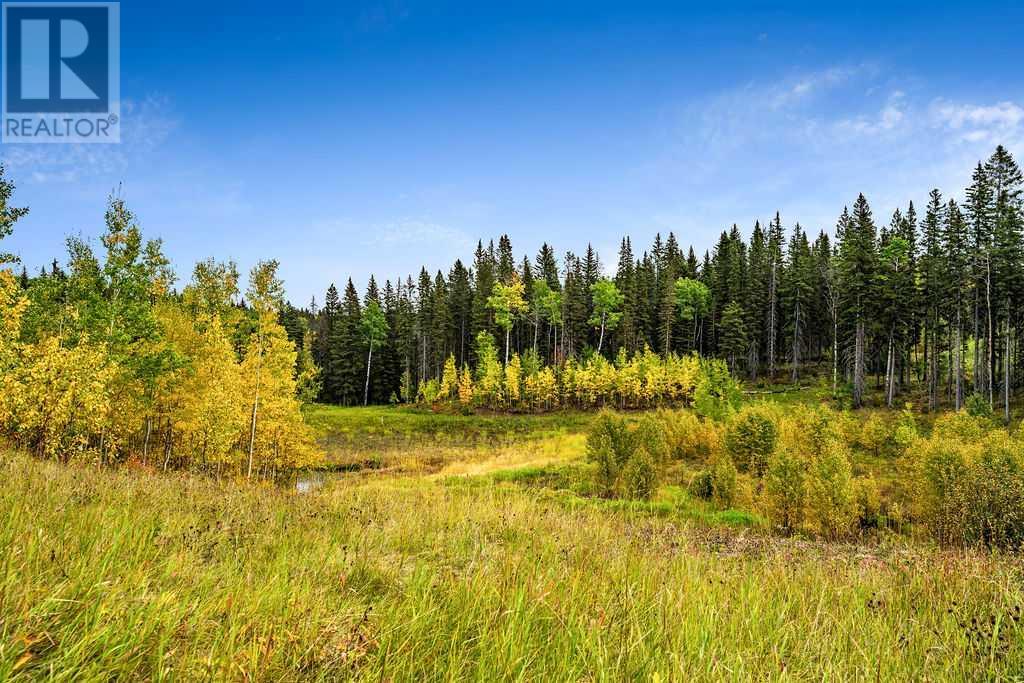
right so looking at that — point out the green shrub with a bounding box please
[688,471,714,500]
[892,404,919,454]
[688,454,737,508]
[726,406,778,476]
[620,446,659,500]
[965,392,993,419]
[708,454,737,508]
[856,413,890,458]
[693,358,741,421]
[932,411,992,443]
[912,435,975,545]
[969,433,1024,548]
[635,414,669,464]
[586,410,663,500]
[587,411,633,497]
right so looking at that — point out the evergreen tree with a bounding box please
[920,189,946,410]
[326,279,363,405]
[838,195,877,408]
[780,224,813,382]
[719,301,748,374]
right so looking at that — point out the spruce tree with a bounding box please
[839,196,877,408]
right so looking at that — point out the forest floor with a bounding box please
[3,388,1024,680]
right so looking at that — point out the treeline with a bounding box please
[0,173,317,475]
[303,146,1024,417]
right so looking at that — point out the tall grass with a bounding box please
[2,450,1022,680]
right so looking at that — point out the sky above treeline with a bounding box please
[3,0,1024,305]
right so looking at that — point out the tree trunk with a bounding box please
[954,307,963,411]
[987,256,995,409]
[853,319,865,408]
[1005,312,1012,425]
[597,313,606,355]
[364,343,373,406]
[929,317,938,412]
[790,301,801,383]
[832,310,838,399]
[973,284,982,396]
[162,422,173,472]
[142,416,152,465]
[768,262,777,379]
[247,335,264,479]
[885,329,895,408]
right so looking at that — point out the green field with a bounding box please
[3,401,1024,681]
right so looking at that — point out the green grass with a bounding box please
[3,448,1024,680]
[304,404,594,473]
[304,404,594,445]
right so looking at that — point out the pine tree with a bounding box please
[719,301,748,374]
[327,279,363,405]
[448,260,473,366]
[966,164,994,400]
[614,238,636,353]
[780,224,813,382]
[942,201,970,409]
[839,196,877,408]
[416,268,434,383]
[920,190,946,410]
[986,146,1024,422]
[497,234,515,284]
[766,212,785,378]
[745,220,770,378]
[472,241,497,357]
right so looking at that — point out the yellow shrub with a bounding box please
[805,442,857,539]
[853,475,882,529]
[856,413,890,458]
[658,409,723,462]
[763,448,807,534]
[908,429,1024,547]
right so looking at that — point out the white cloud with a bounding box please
[0,96,177,184]
[835,92,906,136]
[641,66,1024,252]
[769,65,865,109]
[929,100,1024,144]
[932,101,1024,130]
[369,219,474,251]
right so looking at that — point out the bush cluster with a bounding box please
[908,414,1024,548]
[586,396,1024,549]
[586,411,668,500]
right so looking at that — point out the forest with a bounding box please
[299,145,1024,420]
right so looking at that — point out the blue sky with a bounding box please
[3,0,1024,304]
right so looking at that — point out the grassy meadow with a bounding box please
[3,397,1024,681]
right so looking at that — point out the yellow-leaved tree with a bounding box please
[241,260,315,477]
